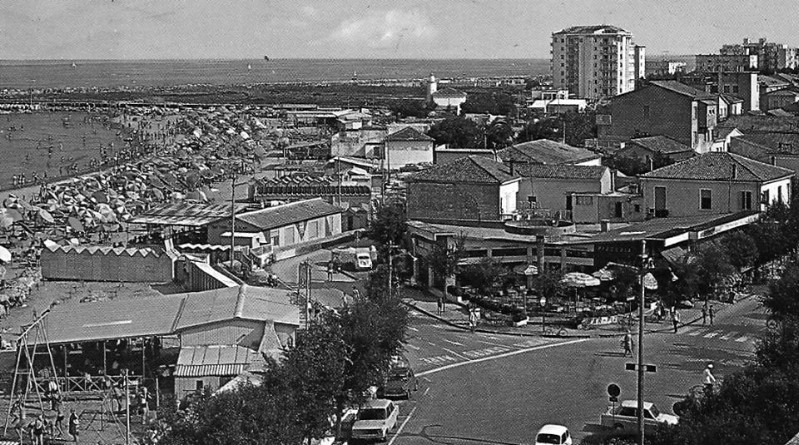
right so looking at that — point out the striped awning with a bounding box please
[174,364,246,377]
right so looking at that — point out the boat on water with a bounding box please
[263,56,270,61]
[71,62,77,68]
[247,64,252,70]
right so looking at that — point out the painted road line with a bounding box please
[703,332,719,338]
[480,334,500,340]
[735,336,749,342]
[408,327,419,332]
[419,355,458,365]
[442,348,469,360]
[427,341,436,346]
[472,338,516,348]
[388,406,417,445]
[514,339,546,348]
[417,338,589,377]
[423,387,430,396]
[720,331,738,340]
[687,329,702,336]
[681,326,700,335]
[443,339,464,346]
[406,344,420,351]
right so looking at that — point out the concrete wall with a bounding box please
[611,86,696,147]
[386,139,434,170]
[434,148,495,165]
[499,181,519,216]
[571,194,646,223]
[41,247,174,282]
[616,144,694,163]
[517,173,609,214]
[208,214,341,249]
[176,375,226,398]
[407,181,501,223]
[640,177,792,217]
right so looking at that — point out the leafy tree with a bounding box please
[459,257,505,294]
[281,317,349,445]
[427,116,484,148]
[612,266,640,302]
[460,91,517,115]
[693,241,736,295]
[516,118,560,143]
[763,264,799,320]
[560,110,597,146]
[485,121,515,150]
[531,270,566,301]
[720,231,759,271]
[388,100,430,119]
[368,201,407,248]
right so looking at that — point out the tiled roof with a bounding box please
[649,81,717,99]
[514,164,608,180]
[733,133,799,155]
[627,135,694,155]
[498,140,600,164]
[719,94,744,104]
[555,25,630,35]
[406,155,518,184]
[759,75,791,87]
[719,114,799,133]
[385,126,435,142]
[642,152,793,182]
[432,87,467,98]
[236,198,341,231]
[130,202,250,227]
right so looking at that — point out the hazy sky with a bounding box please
[1,0,797,60]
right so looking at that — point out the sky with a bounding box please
[1,0,798,60]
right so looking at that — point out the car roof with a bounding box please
[537,424,568,435]
[621,400,654,409]
[362,399,392,409]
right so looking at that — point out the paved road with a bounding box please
[383,295,766,445]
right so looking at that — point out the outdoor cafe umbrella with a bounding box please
[37,208,55,224]
[0,246,11,263]
[592,268,615,282]
[561,272,601,288]
[643,272,658,291]
[68,216,85,233]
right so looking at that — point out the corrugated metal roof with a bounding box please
[45,295,185,344]
[236,198,341,231]
[44,285,299,345]
[174,345,260,377]
[130,202,249,227]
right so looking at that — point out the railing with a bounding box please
[20,375,144,396]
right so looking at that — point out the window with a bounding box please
[634,204,641,213]
[527,196,537,204]
[270,230,280,247]
[284,228,295,245]
[700,189,712,209]
[741,191,753,210]
[778,185,784,203]
[576,196,593,205]
[643,105,650,119]
[732,85,739,93]
[762,190,770,204]
[195,381,204,391]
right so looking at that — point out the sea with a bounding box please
[0,59,550,90]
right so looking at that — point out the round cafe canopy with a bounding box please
[561,272,601,288]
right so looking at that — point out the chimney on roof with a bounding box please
[771,156,778,166]
[731,164,738,179]
[600,219,610,232]
[508,160,515,176]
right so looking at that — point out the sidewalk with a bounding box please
[402,287,761,339]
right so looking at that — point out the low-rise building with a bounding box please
[384,126,435,170]
[406,155,521,224]
[514,164,612,220]
[431,87,468,114]
[640,152,793,218]
[615,135,695,164]
[695,54,758,72]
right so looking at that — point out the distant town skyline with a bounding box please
[1,0,798,60]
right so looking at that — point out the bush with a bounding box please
[511,308,528,323]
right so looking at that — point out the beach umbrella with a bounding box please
[43,239,59,249]
[68,216,85,233]
[92,191,109,203]
[643,273,659,291]
[561,272,601,288]
[0,246,11,263]
[151,189,164,201]
[37,208,55,224]
[592,268,615,282]
[69,238,80,246]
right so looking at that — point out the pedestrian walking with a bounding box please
[326,260,334,281]
[436,296,443,316]
[622,330,634,357]
[701,304,707,325]
[468,304,478,333]
[709,305,715,325]
[672,308,681,333]
[32,414,44,445]
[703,363,717,397]
[11,412,24,444]
[55,408,65,438]
[139,387,151,425]
[68,409,80,444]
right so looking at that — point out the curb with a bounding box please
[402,299,591,339]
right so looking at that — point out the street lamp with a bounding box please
[637,240,655,445]
[539,296,547,333]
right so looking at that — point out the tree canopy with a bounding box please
[427,116,484,148]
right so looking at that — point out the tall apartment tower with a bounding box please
[551,25,646,100]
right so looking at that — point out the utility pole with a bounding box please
[637,240,648,445]
[229,165,237,269]
[387,243,396,297]
[125,369,131,445]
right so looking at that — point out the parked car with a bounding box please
[377,354,418,399]
[600,400,678,433]
[533,424,572,445]
[351,399,400,442]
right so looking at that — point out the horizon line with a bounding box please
[0,55,694,62]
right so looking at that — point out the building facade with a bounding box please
[551,25,645,100]
[721,38,798,71]
[695,54,758,72]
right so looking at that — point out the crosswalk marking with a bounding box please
[442,348,469,360]
[406,344,420,350]
[720,331,738,340]
[687,329,702,336]
[443,339,464,346]
[682,327,700,335]
[408,327,419,332]
[703,332,719,338]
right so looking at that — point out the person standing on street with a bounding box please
[326,261,334,281]
[622,330,634,357]
[701,303,708,325]
[468,304,478,333]
[68,409,80,444]
[703,363,717,396]
[437,296,443,316]
[672,308,680,333]
[709,305,715,325]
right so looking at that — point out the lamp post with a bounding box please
[637,240,654,445]
[539,296,547,333]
